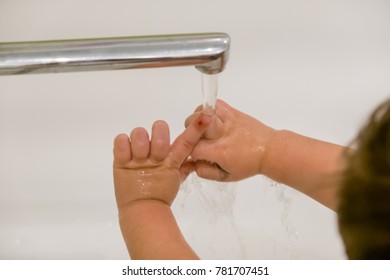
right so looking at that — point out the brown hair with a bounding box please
[338,98,390,259]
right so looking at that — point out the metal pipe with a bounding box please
[0,33,230,75]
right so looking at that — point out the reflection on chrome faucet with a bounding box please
[0,33,230,75]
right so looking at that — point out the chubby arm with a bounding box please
[261,130,345,210]
[113,114,211,259]
[186,100,346,210]
[118,200,198,260]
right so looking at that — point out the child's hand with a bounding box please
[113,114,211,211]
[184,99,276,182]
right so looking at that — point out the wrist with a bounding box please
[118,199,198,259]
[118,199,170,222]
[118,199,172,246]
[259,129,289,178]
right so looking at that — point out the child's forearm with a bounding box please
[261,130,346,210]
[119,200,199,260]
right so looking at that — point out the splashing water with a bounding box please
[268,179,298,259]
[174,174,246,259]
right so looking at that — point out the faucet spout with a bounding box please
[0,33,230,75]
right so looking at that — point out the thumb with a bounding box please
[194,160,230,182]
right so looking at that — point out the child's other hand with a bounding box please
[113,114,211,211]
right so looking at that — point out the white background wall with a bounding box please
[1,0,389,259]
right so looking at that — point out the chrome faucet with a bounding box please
[0,33,230,75]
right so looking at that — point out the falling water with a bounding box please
[201,73,218,115]
[174,73,298,258]
[172,73,245,259]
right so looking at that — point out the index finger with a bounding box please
[185,113,224,139]
[169,113,211,167]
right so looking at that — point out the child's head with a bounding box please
[338,98,390,259]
